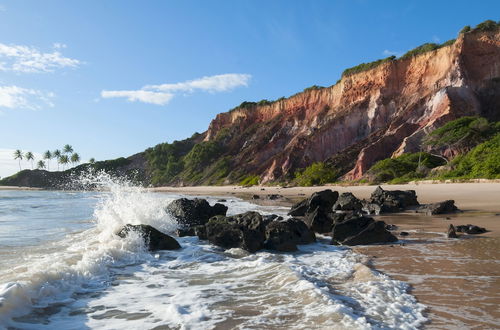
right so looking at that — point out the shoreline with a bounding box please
[153,182,500,328]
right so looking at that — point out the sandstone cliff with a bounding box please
[203,28,500,183]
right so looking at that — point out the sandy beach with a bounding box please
[153,182,500,328]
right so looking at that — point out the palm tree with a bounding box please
[63,144,73,155]
[43,150,52,171]
[25,151,34,169]
[59,155,69,171]
[70,153,80,166]
[89,158,95,164]
[37,160,46,170]
[13,150,23,171]
[53,149,61,171]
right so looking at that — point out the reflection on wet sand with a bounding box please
[356,212,500,329]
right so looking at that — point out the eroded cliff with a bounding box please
[203,28,500,183]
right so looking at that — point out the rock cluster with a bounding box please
[117,224,181,251]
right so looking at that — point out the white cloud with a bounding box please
[0,43,80,73]
[52,42,67,49]
[101,90,174,105]
[383,49,402,57]
[102,73,251,106]
[0,85,55,110]
[145,73,251,93]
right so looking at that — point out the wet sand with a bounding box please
[154,183,500,329]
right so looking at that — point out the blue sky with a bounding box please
[0,0,498,177]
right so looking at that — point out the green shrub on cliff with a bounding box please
[342,56,396,77]
[423,116,499,153]
[439,133,500,179]
[294,162,339,186]
[472,20,499,32]
[368,152,446,183]
[239,174,260,186]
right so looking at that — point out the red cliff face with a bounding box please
[204,30,500,183]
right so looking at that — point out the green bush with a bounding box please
[460,25,471,34]
[342,56,395,77]
[440,133,500,179]
[473,20,499,32]
[294,162,339,186]
[424,116,499,152]
[183,141,224,171]
[239,175,260,186]
[303,85,325,92]
[368,152,446,183]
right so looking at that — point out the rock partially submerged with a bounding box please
[447,224,458,238]
[166,198,228,229]
[418,200,459,215]
[455,224,487,234]
[331,216,397,246]
[117,224,181,251]
[198,211,315,253]
[333,192,363,212]
[288,189,338,216]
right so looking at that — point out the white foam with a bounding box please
[0,173,427,329]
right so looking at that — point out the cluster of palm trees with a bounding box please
[13,145,94,172]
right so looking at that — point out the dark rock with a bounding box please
[400,231,409,236]
[419,200,458,215]
[177,228,195,237]
[252,195,260,200]
[217,199,227,202]
[288,189,339,216]
[455,224,487,234]
[361,200,382,215]
[385,224,398,231]
[267,194,283,200]
[447,224,458,238]
[117,224,181,251]
[264,218,316,252]
[166,198,228,229]
[333,192,363,211]
[369,186,419,213]
[194,225,207,240]
[205,214,264,253]
[331,216,397,246]
[304,207,334,234]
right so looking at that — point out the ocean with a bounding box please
[0,176,426,329]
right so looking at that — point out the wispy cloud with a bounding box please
[0,43,80,73]
[382,49,403,57]
[0,85,55,110]
[432,35,441,43]
[102,73,251,106]
[101,90,174,106]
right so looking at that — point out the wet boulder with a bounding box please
[264,218,316,252]
[368,186,419,213]
[203,212,269,253]
[447,224,458,238]
[117,224,181,251]
[288,189,338,216]
[331,216,397,246]
[419,200,458,215]
[166,198,228,229]
[333,192,363,212]
[361,201,382,215]
[455,224,487,234]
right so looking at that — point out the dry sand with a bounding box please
[153,183,500,329]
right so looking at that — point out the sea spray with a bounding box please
[0,171,179,327]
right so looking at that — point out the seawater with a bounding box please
[0,176,427,329]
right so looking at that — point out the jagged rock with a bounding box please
[288,189,339,216]
[447,224,458,238]
[362,201,382,215]
[166,198,228,229]
[205,214,265,253]
[252,195,260,200]
[455,224,487,234]
[194,225,207,240]
[267,194,283,200]
[264,218,316,252]
[369,186,419,213]
[333,192,363,211]
[304,207,333,234]
[177,228,195,237]
[419,200,458,215]
[117,224,181,251]
[331,216,397,246]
